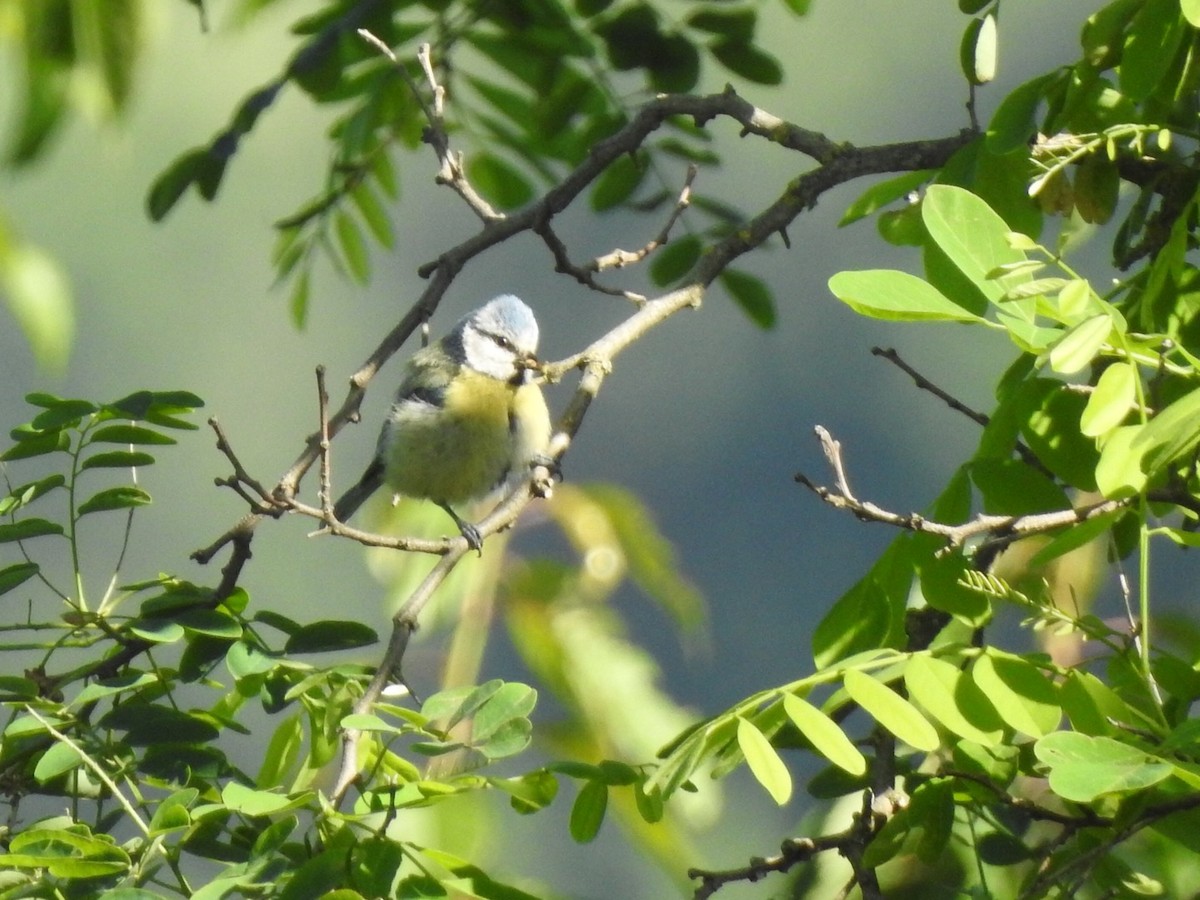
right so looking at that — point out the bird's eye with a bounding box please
[494,335,515,351]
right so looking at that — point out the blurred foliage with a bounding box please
[7,0,1200,898]
[0,0,145,370]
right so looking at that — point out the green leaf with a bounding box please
[146,149,208,221]
[350,182,394,249]
[464,153,535,210]
[221,781,313,816]
[290,269,311,328]
[1048,314,1113,374]
[177,608,243,639]
[495,770,559,815]
[960,13,997,85]
[782,693,866,775]
[0,518,63,543]
[569,780,608,842]
[1119,0,1185,100]
[33,742,83,783]
[590,153,646,211]
[1184,0,1200,27]
[81,450,155,469]
[77,486,151,515]
[970,652,1061,738]
[1,241,74,373]
[1096,425,1147,498]
[100,705,220,746]
[649,32,701,93]
[334,211,369,284]
[839,170,932,226]
[2,428,71,461]
[1016,380,1099,491]
[904,655,1003,746]
[922,184,1027,302]
[687,8,756,41]
[284,620,377,654]
[719,269,775,329]
[737,717,792,804]
[649,235,702,286]
[1081,362,1136,437]
[471,682,537,743]
[30,399,96,430]
[6,827,130,879]
[476,718,532,759]
[1,474,66,514]
[1035,732,1173,802]
[89,424,175,445]
[843,669,940,751]
[709,40,783,85]
[596,4,663,70]
[828,269,982,322]
[916,532,988,618]
[1133,384,1200,475]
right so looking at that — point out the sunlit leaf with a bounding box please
[843,669,940,751]
[782,693,866,775]
[737,717,792,804]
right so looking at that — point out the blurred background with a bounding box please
[0,1,1126,896]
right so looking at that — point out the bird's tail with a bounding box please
[332,458,383,523]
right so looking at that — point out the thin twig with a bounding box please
[796,426,1134,552]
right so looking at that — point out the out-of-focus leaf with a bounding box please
[719,269,776,329]
[0,237,74,373]
[579,484,705,630]
[596,4,662,70]
[350,182,394,249]
[687,8,756,41]
[334,211,369,284]
[648,32,700,93]
[650,235,703,286]
[464,153,535,210]
[709,40,783,85]
[146,149,208,221]
[590,153,646,211]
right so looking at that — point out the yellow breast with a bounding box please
[384,370,530,505]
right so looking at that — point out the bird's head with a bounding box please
[455,294,542,383]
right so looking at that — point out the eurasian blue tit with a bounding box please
[333,294,551,551]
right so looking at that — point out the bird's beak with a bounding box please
[514,352,541,384]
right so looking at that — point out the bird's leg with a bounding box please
[438,501,483,554]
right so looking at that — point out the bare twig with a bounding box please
[871,346,1053,476]
[795,426,1134,552]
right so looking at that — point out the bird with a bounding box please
[332,294,552,552]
